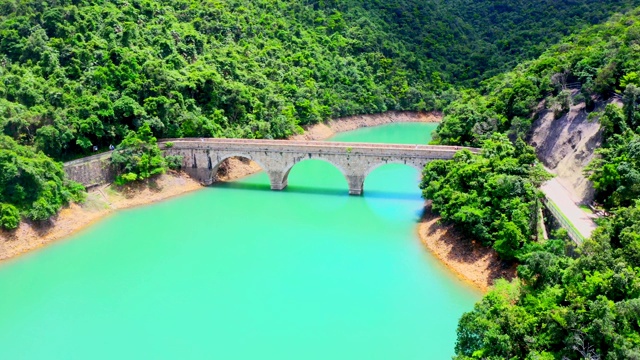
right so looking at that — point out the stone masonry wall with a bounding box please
[63,139,479,190]
[63,151,116,188]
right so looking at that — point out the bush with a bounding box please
[0,135,86,227]
[0,203,20,230]
[115,173,139,186]
[165,155,184,171]
[111,123,166,185]
[548,90,572,119]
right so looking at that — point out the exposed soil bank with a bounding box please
[291,111,442,141]
[215,157,263,182]
[8,110,502,288]
[418,202,517,292]
[215,111,442,180]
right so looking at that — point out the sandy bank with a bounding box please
[291,111,441,141]
[214,111,442,179]
[0,172,203,261]
[418,203,517,292]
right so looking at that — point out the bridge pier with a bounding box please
[347,174,365,196]
[184,167,214,185]
[270,178,288,191]
[268,170,288,191]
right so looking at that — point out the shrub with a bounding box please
[115,173,139,186]
[0,203,20,230]
[548,90,572,119]
[165,155,184,170]
[0,135,86,227]
[111,123,166,185]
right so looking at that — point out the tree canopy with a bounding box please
[421,8,640,358]
[421,134,550,260]
[1,0,637,161]
[454,207,640,359]
[111,122,166,184]
[0,135,84,229]
[433,8,640,148]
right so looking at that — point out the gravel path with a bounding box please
[541,178,598,240]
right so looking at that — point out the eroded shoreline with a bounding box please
[417,203,517,291]
[1,110,508,292]
[0,111,440,261]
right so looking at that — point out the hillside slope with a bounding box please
[427,9,640,359]
[1,0,638,161]
[528,97,605,204]
[433,8,640,208]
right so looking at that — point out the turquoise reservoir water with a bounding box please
[0,123,480,359]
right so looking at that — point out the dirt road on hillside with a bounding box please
[541,178,597,240]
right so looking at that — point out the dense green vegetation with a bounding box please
[1,0,638,227]
[421,134,550,260]
[1,0,637,160]
[111,122,166,184]
[2,0,640,356]
[454,210,640,359]
[421,9,640,359]
[0,0,640,226]
[433,8,640,149]
[330,0,640,82]
[587,88,640,208]
[0,135,85,230]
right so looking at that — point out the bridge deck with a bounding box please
[160,138,480,155]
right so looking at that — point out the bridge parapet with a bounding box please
[160,138,478,155]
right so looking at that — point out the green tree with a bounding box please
[111,123,166,185]
[421,134,549,260]
[0,203,19,230]
[0,135,85,229]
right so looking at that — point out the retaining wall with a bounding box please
[63,151,116,188]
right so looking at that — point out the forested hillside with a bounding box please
[324,0,640,81]
[2,0,640,357]
[422,9,640,359]
[3,0,637,228]
[1,0,637,160]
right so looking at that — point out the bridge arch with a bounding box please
[273,157,350,192]
[340,160,426,196]
[362,160,425,180]
[211,153,269,175]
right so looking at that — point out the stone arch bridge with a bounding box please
[161,138,479,195]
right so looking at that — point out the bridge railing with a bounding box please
[159,138,481,154]
[64,150,114,166]
[541,197,585,244]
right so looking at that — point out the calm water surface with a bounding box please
[0,123,480,359]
